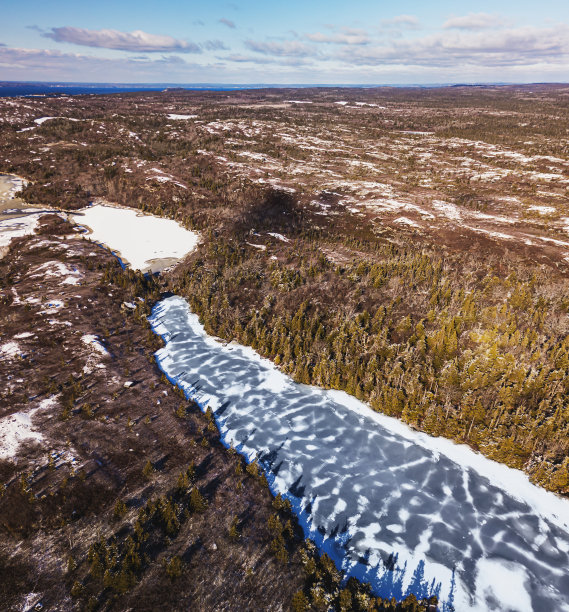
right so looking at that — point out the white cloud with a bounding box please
[202,40,229,51]
[244,40,317,57]
[443,13,506,31]
[380,15,420,29]
[336,25,569,68]
[225,54,276,64]
[219,18,236,29]
[3,19,569,84]
[43,27,201,53]
[0,45,200,80]
[224,53,309,67]
[305,28,369,45]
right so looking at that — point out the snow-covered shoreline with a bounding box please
[0,173,28,201]
[150,295,569,612]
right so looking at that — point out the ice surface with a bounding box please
[36,116,79,125]
[149,296,569,612]
[0,174,28,199]
[70,204,200,272]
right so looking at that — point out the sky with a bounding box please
[1,0,569,84]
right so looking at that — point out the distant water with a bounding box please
[0,81,450,98]
[0,82,261,98]
[0,84,160,97]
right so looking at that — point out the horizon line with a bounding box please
[2,80,569,88]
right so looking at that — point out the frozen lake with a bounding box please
[71,204,200,273]
[150,295,569,612]
[0,174,56,252]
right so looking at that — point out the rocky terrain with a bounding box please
[2,85,569,268]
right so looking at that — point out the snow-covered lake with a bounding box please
[70,204,200,272]
[0,174,54,251]
[150,295,569,612]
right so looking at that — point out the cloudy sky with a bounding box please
[1,0,569,84]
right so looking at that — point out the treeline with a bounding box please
[176,233,569,496]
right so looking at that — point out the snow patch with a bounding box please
[0,409,43,459]
[1,341,22,359]
[432,200,461,221]
[28,261,82,285]
[167,113,198,120]
[393,216,420,228]
[81,334,110,357]
[267,232,290,242]
[39,299,65,313]
[528,205,556,215]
